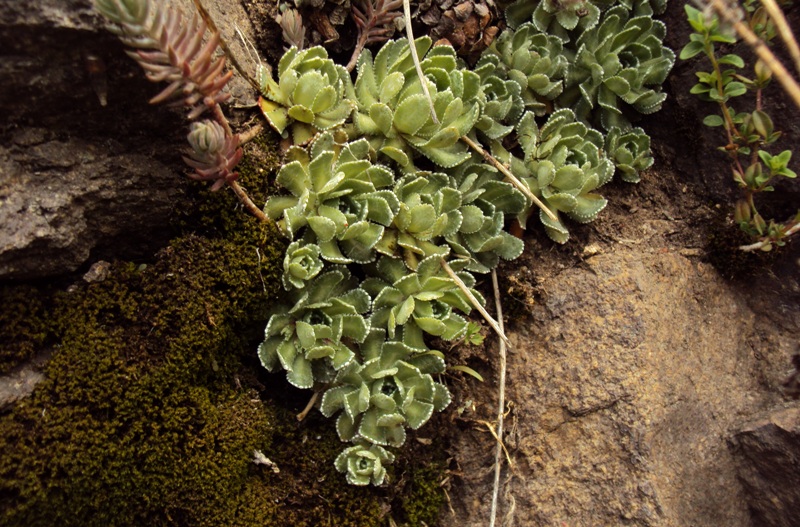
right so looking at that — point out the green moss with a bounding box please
[0,228,283,526]
[0,285,52,373]
[398,462,448,526]
[240,406,388,527]
[0,126,448,527]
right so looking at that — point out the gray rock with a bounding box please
[0,349,51,411]
[0,0,259,280]
[731,407,800,527]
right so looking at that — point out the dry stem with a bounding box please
[297,391,320,421]
[489,269,509,527]
[191,0,261,93]
[708,0,800,109]
[230,181,270,223]
[239,122,264,144]
[460,135,558,223]
[402,0,439,124]
[758,0,800,77]
[739,220,800,251]
[440,259,512,349]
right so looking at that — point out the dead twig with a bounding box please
[191,0,261,93]
[706,0,800,109]
[758,0,800,78]
[739,220,800,251]
[239,122,264,144]
[402,0,438,123]
[346,0,403,72]
[489,269,508,527]
[297,391,320,421]
[229,181,270,223]
[460,134,558,223]
[440,259,512,349]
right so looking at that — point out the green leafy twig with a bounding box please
[683,2,799,250]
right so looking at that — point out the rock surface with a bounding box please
[0,0,259,280]
[2,0,800,526]
[731,407,800,527]
[443,247,796,527]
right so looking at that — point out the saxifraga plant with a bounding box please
[682,2,799,251]
[95,0,674,487]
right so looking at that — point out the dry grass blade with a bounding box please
[440,259,512,349]
[489,269,508,527]
[477,420,513,467]
[706,0,800,109]
[402,0,439,123]
[460,134,559,223]
[191,0,261,93]
[758,0,800,77]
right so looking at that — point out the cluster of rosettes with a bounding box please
[260,130,524,484]
[256,0,673,486]
[93,0,672,489]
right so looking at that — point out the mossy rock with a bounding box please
[0,229,283,526]
[0,286,52,374]
[0,130,447,526]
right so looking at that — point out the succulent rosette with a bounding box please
[504,0,604,42]
[258,46,355,144]
[334,441,395,486]
[321,329,451,447]
[257,268,370,388]
[264,132,397,264]
[476,23,567,120]
[281,240,324,290]
[352,37,482,170]
[362,255,479,346]
[505,110,614,243]
[559,5,675,130]
[604,126,654,183]
[446,162,527,272]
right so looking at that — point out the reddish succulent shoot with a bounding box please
[183,121,243,191]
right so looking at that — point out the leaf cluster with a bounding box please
[681,3,799,250]
[258,1,670,488]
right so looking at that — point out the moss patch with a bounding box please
[0,130,448,526]
[0,286,52,373]
[0,229,283,526]
[398,462,448,526]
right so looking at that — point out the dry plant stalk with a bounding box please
[740,221,800,251]
[705,0,800,109]
[190,0,261,93]
[489,270,510,527]
[403,0,439,123]
[758,0,800,77]
[440,259,512,349]
[460,135,559,223]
